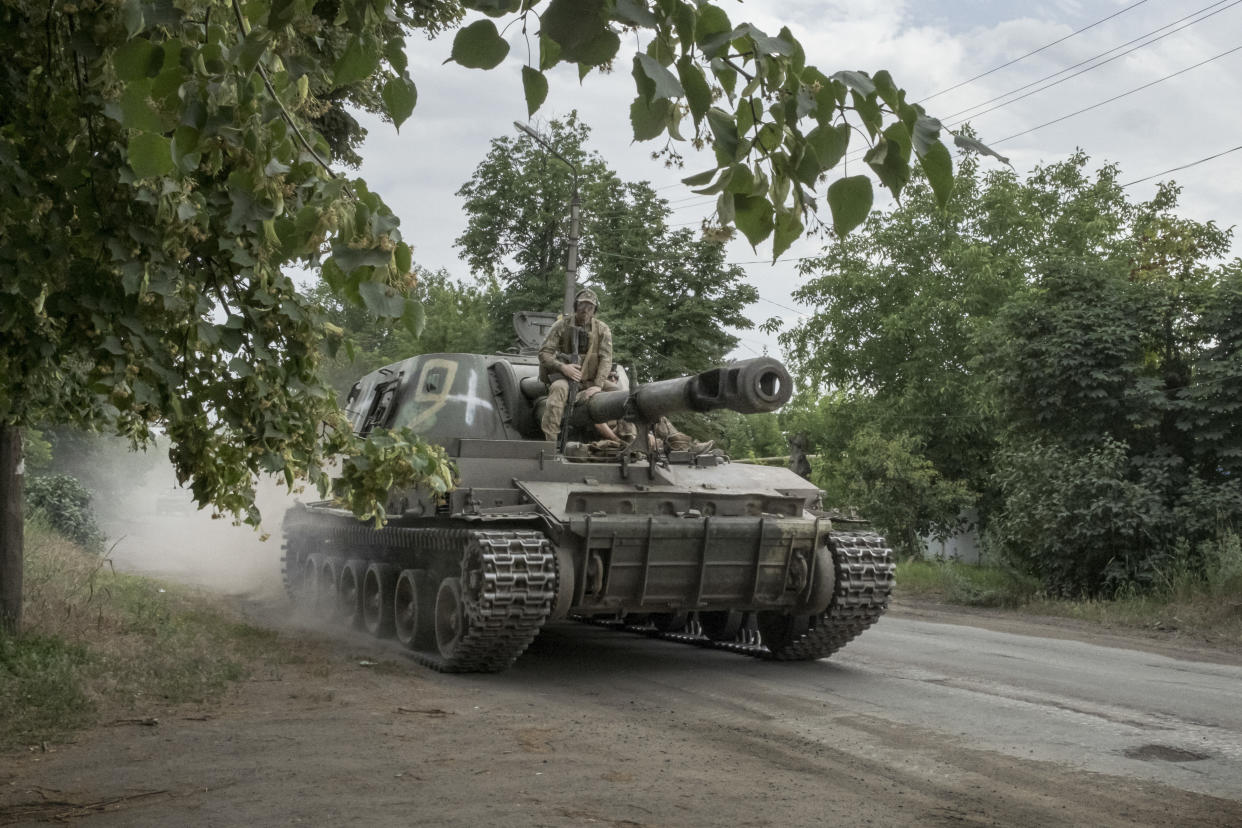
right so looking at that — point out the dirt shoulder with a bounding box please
[888,596,1242,667]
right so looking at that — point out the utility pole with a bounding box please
[514,121,579,317]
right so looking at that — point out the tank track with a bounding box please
[584,529,895,661]
[427,530,557,673]
[283,507,556,673]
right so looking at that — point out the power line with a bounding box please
[990,42,1242,145]
[941,0,1242,128]
[918,0,1153,103]
[1121,144,1242,187]
[840,0,1241,166]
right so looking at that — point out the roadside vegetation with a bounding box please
[896,535,1242,647]
[0,520,294,752]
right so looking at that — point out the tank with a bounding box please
[281,330,895,673]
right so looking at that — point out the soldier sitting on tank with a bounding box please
[538,288,613,443]
[585,368,713,457]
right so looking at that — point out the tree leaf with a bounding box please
[634,54,684,102]
[733,193,774,247]
[171,125,201,173]
[832,69,875,96]
[381,76,417,129]
[614,0,657,27]
[128,132,174,178]
[806,123,850,173]
[113,38,163,81]
[359,280,406,318]
[912,115,942,158]
[543,0,615,65]
[332,246,392,272]
[335,37,380,86]
[954,133,1011,166]
[919,141,954,207]
[682,168,716,187]
[772,209,803,259]
[705,107,739,159]
[635,53,685,103]
[114,81,162,133]
[237,28,270,75]
[630,95,671,141]
[827,175,872,237]
[694,4,732,57]
[676,55,711,124]
[570,29,620,66]
[521,66,548,116]
[395,242,412,275]
[449,18,510,70]
[401,296,426,337]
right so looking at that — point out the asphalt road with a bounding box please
[511,615,1242,800]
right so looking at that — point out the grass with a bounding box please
[0,520,297,752]
[896,542,1242,649]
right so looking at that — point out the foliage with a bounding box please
[312,267,499,397]
[987,229,1242,596]
[685,410,784,459]
[986,438,1172,596]
[812,425,973,559]
[331,427,456,526]
[1,0,453,532]
[896,559,1040,608]
[783,150,1242,594]
[456,114,757,380]
[3,519,300,749]
[448,1,967,253]
[24,474,106,551]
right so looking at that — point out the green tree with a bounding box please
[457,115,757,380]
[312,267,499,397]
[782,152,1242,587]
[0,0,973,633]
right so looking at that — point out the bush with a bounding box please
[987,438,1172,596]
[24,473,105,551]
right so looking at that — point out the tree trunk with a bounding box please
[0,425,22,635]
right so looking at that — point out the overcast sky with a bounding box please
[349,0,1242,361]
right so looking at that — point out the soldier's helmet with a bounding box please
[575,288,599,309]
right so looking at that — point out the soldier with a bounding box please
[538,288,612,443]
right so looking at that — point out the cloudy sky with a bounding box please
[349,0,1242,361]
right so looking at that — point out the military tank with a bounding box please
[282,315,894,672]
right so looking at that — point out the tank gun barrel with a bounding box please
[576,357,793,426]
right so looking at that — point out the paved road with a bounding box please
[511,616,1242,800]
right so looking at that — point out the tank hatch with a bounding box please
[513,311,559,354]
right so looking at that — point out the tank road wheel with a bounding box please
[650,611,690,633]
[699,610,744,642]
[298,554,323,611]
[337,560,367,629]
[394,569,436,650]
[434,577,467,660]
[362,563,397,638]
[317,557,341,620]
[756,611,813,654]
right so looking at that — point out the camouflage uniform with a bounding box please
[538,290,612,442]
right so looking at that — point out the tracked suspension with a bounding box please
[282,507,556,673]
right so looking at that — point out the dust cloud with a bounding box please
[93,462,305,599]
